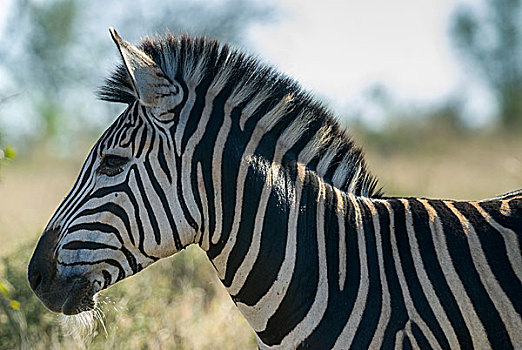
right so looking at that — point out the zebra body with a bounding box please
[28,29,521,349]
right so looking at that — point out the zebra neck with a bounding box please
[201,152,357,345]
[179,75,380,253]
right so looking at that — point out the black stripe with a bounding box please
[63,182,127,225]
[411,320,432,349]
[219,156,268,287]
[120,245,138,274]
[175,149,199,233]
[143,157,182,251]
[63,241,118,250]
[123,168,158,261]
[157,136,173,184]
[67,222,124,244]
[64,223,139,274]
[258,172,320,346]
[233,165,291,304]
[102,270,111,288]
[350,199,384,348]
[205,105,248,259]
[53,149,98,221]
[300,185,342,349]
[132,166,162,245]
[135,123,149,159]
[76,202,134,245]
[181,78,210,153]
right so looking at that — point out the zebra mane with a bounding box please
[99,34,382,197]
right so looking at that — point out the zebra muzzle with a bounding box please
[28,228,96,315]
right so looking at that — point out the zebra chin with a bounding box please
[39,276,97,316]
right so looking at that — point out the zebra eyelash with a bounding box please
[97,154,130,177]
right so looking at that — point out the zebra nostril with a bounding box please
[28,269,43,291]
[28,227,60,294]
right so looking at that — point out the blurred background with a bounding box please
[0,0,521,348]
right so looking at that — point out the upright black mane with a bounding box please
[99,34,382,197]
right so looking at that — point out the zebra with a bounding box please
[28,28,521,349]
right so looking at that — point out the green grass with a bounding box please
[0,128,521,349]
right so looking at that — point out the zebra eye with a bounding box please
[98,154,129,176]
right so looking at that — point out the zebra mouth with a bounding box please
[61,278,97,315]
[33,275,97,315]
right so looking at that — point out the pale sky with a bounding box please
[248,0,495,127]
[250,0,456,100]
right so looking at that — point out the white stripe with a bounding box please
[210,97,234,246]
[365,199,393,349]
[235,134,324,332]
[174,82,197,154]
[179,85,220,243]
[335,188,347,291]
[196,162,210,251]
[332,195,369,349]
[211,97,293,276]
[400,198,459,348]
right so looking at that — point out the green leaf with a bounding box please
[4,145,16,159]
[0,282,10,298]
[10,300,20,310]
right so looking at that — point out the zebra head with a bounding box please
[28,29,197,315]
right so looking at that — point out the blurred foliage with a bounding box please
[0,95,17,165]
[0,144,16,165]
[0,0,81,144]
[450,0,522,128]
[122,0,277,45]
[347,99,466,156]
[0,244,49,349]
[0,0,519,150]
[0,278,23,349]
[345,82,469,136]
[0,0,278,148]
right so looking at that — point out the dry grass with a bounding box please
[0,152,84,259]
[0,129,521,349]
[357,129,522,200]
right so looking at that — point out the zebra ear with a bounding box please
[109,27,181,111]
